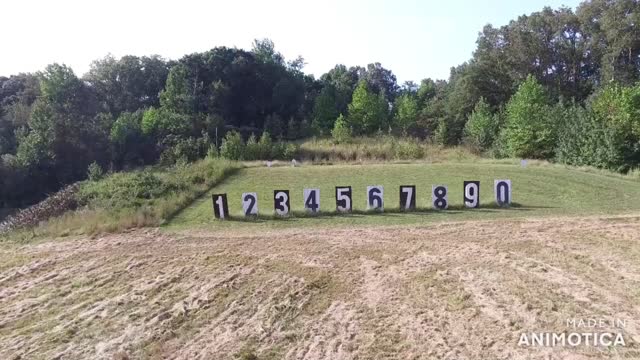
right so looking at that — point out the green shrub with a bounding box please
[501,75,555,159]
[159,135,211,165]
[206,144,218,159]
[220,131,245,160]
[283,143,299,159]
[331,114,351,144]
[87,161,104,181]
[141,107,191,137]
[78,170,180,209]
[258,132,273,159]
[394,140,423,159]
[245,134,260,160]
[271,141,286,159]
[463,98,500,150]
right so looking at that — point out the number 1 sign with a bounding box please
[212,194,229,219]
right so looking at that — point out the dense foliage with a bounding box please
[3,0,640,212]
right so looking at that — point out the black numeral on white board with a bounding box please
[400,185,416,210]
[274,190,290,216]
[304,188,320,213]
[432,185,448,210]
[494,180,511,207]
[212,193,229,219]
[335,186,352,212]
[242,192,258,216]
[464,181,480,208]
[367,185,384,211]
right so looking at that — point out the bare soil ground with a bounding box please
[1,215,640,359]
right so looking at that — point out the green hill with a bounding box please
[169,162,640,230]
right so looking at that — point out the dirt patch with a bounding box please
[0,215,639,359]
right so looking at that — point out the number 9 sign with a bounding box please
[463,181,480,208]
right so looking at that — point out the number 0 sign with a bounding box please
[494,179,512,207]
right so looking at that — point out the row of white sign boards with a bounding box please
[212,180,512,219]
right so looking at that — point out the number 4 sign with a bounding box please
[303,188,320,213]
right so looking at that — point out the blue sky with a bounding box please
[1,0,582,82]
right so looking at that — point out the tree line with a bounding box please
[2,0,640,210]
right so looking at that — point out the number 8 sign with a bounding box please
[432,185,448,210]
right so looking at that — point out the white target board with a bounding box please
[494,179,512,207]
[242,192,258,216]
[335,186,352,212]
[463,181,480,208]
[303,188,320,213]
[431,185,448,210]
[273,190,290,216]
[367,185,384,211]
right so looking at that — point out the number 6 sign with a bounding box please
[367,185,384,211]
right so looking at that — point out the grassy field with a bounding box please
[169,161,640,230]
[2,161,640,359]
[2,215,639,359]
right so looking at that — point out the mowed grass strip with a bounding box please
[169,163,640,229]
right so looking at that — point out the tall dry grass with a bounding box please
[296,136,480,163]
